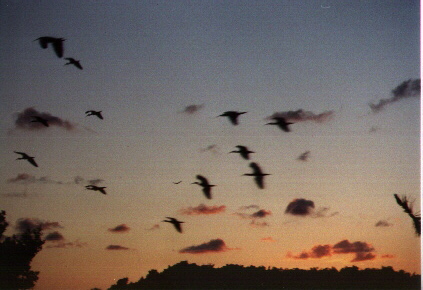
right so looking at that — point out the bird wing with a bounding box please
[74,62,83,70]
[27,158,38,167]
[36,37,50,49]
[96,112,103,119]
[254,176,264,189]
[202,187,212,199]
[52,39,64,58]
[14,151,26,157]
[99,188,107,195]
[228,115,238,125]
[277,123,290,132]
[173,222,183,233]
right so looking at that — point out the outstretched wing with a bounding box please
[196,175,208,185]
[202,187,212,199]
[27,158,38,167]
[249,162,262,175]
[254,175,264,189]
[52,39,64,58]
[99,187,107,195]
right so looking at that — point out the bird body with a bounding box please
[243,162,270,189]
[163,217,184,233]
[31,116,49,127]
[85,110,103,120]
[218,111,247,125]
[14,151,38,167]
[65,58,83,70]
[34,36,65,58]
[85,185,107,195]
[266,117,293,132]
[229,145,255,160]
[191,175,215,199]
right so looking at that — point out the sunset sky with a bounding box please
[0,1,420,289]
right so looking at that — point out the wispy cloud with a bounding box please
[368,79,420,113]
[181,104,204,114]
[108,224,130,233]
[146,224,160,231]
[199,144,220,154]
[297,151,311,161]
[266,109,334,123]
[375,220,393,227]
[234,207,272,227]
[46,239,87,249]
[15,218,63,233]
[106,245,130,250]
[7,173,64,185]
[179,238,236,254]
[287,239,378,262]
[180,204,226,215]
[12,107,75,131]
[260,237,277,243]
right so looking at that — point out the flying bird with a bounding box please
[218,111,247,125]
[265,117,293,132]
[14,151,38,167]
[162,217,184,233]
[191,175,215,199]
[243,162,270,189]
[394,194,421,236]
[173,181,182,184]
[85,185,107,195]
[229,145,255,160]
[34,36,65,58]
[85,110,103,120]
[64,58,83,70]
[31,116,49,127]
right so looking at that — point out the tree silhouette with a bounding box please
[0,210,45,289]
[105,260,420,289]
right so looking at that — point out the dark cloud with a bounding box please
[179,204,226,215]
[375,220,393,227]
[13,107,75,131]
[181,104,204,114]
[45,231,65,241]
[179,239,232,254]
[333,240,376,262]
[106,245,130,250]
[15,218,63,233]
[266,109,334,123]
[297,151,311,161]
[285,199,315,216]
[251,209,272,218]
[369,79,420,113]
[288,240,377,262]
[108,224,130,233]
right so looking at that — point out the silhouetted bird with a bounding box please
[173,181,182,184]
[191,175,215,199]
[34,36,65,58]
[394,194,421,236]
[229,145,255,160]
[31,116,49,127]
[14,151,38,167]
[85,185,107,195]
[162,217,184,233]
[243,162,270,189]
[64,58,83,70]
[266,117,293,132]
[85,110,103,120]
[218,111,247,125]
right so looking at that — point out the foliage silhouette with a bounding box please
[0,211,45,289]
[106,260,420,289]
